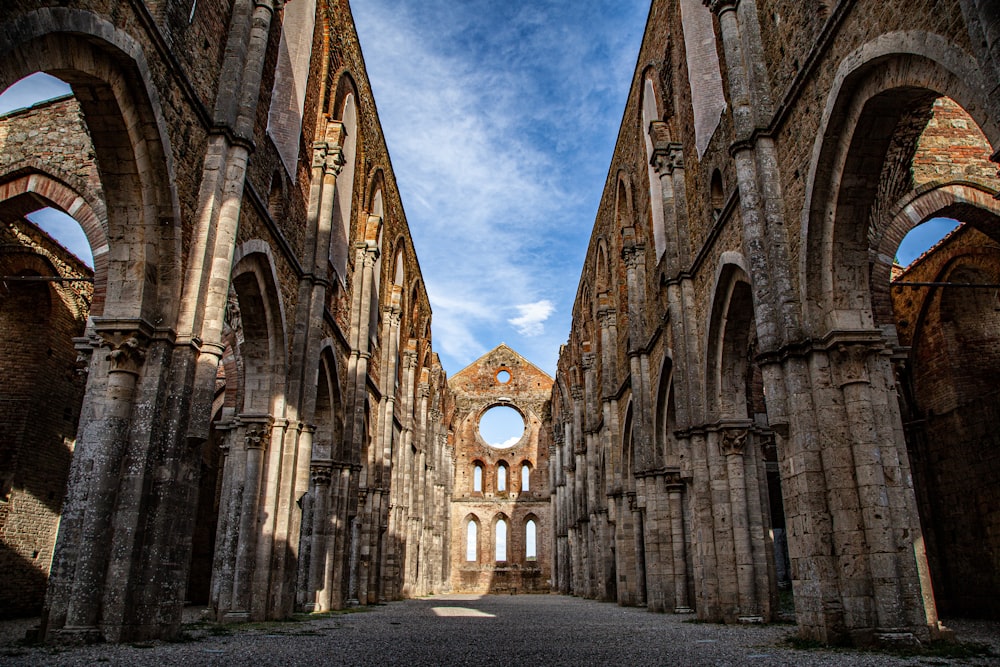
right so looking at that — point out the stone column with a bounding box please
[305,460,332,612]
[721,427,761,621]
[225,419,271,622]
[61,331,147,638]
[666,473,693,613]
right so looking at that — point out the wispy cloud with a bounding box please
[509,300,555,337]
[352,1,648,375]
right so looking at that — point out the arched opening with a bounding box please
[473,463,483,494]
[710,170,724,221]
[520,462,531,492]
[801,42,1000,631]
[642,75,666,259]
[0,73,111,619]
[892,222,1000,618]
[466,517,479,562]
[495,517,508,562]
[331,89,358,282]
[705,265,780,621]
[525,518,537,561]
[496,462,508,493]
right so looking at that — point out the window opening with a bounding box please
[478,405,525,449]
[495,519,507,562]
[466,520,478,562]
[526,520,537,560]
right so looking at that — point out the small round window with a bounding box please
[478,405,524,449]
[496,369,511,384]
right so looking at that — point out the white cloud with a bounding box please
[352,1,648,375]
[508,300,555,337]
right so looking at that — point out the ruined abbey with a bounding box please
[0,0,998,648]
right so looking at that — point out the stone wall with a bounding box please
[553,0,1000,645]
[0,0,451,641]
[448,345,552,594]
[892,224,1000,618]
[0,215,91,618]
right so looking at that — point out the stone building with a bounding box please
[0,0,451,643]
[552,0,1000,647]
[0,169,93,618]
[2,0,999,650]
[447,345,552,594]
[890,222,1000,620]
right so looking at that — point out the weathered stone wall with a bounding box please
[554,0,1000,645]
[0,216,91,618]
[0,0,450,641]
[448,345,552,594]
[892,224,1000,618]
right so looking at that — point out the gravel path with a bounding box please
[0,594,996,666]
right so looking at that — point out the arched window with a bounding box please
[266,0,317,175]
[331,92,358,281]
[495,518,508,562]
[497,464,507,492]
[642,76,666,259]
[710,169,724,221]
[521,463,530,492]
[473,464,483,493]
[525,519,537,561]
[466,519,478,562]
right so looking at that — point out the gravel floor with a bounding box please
[0,594,997,666]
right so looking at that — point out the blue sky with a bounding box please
[0,3,961,378]
[350,0,651,376]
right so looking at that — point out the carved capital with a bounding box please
[596,299,616,330]
[103,333,147,375]
[311,460,333,486]
[621,243,646,270]
[720,427,748,456]
[244,423,272,450]
[383,304,402,327]
[325,148,345,176]
[664,470,684,491]
[831,343,873,388]
[653,141,685,175]
[704,0,738,14]
[581,352,596,371]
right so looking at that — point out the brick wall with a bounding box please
[892,225,1000,618]
[0,217,91,618]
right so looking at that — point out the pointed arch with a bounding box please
[331,74,360,282]
[641,70,666,259]
[801,32,1000,335]
[0,9,183,323]
[266,0,318,176]
[230,242,289,414]
[706,258,754,421]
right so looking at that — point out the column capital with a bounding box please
[239,415,274,449]
[652,141,685,175]
[101,332,149,375]
[704,0,739,15]
[831,343,875,388]
[310,459,334,485]
[621,243,646,270]
[720,427,748,456]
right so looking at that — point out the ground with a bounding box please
[0,595,996,666]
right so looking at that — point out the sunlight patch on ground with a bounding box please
[431,607,496,618]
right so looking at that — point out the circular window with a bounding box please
[478,405,525,449]
[496,369,511,384]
